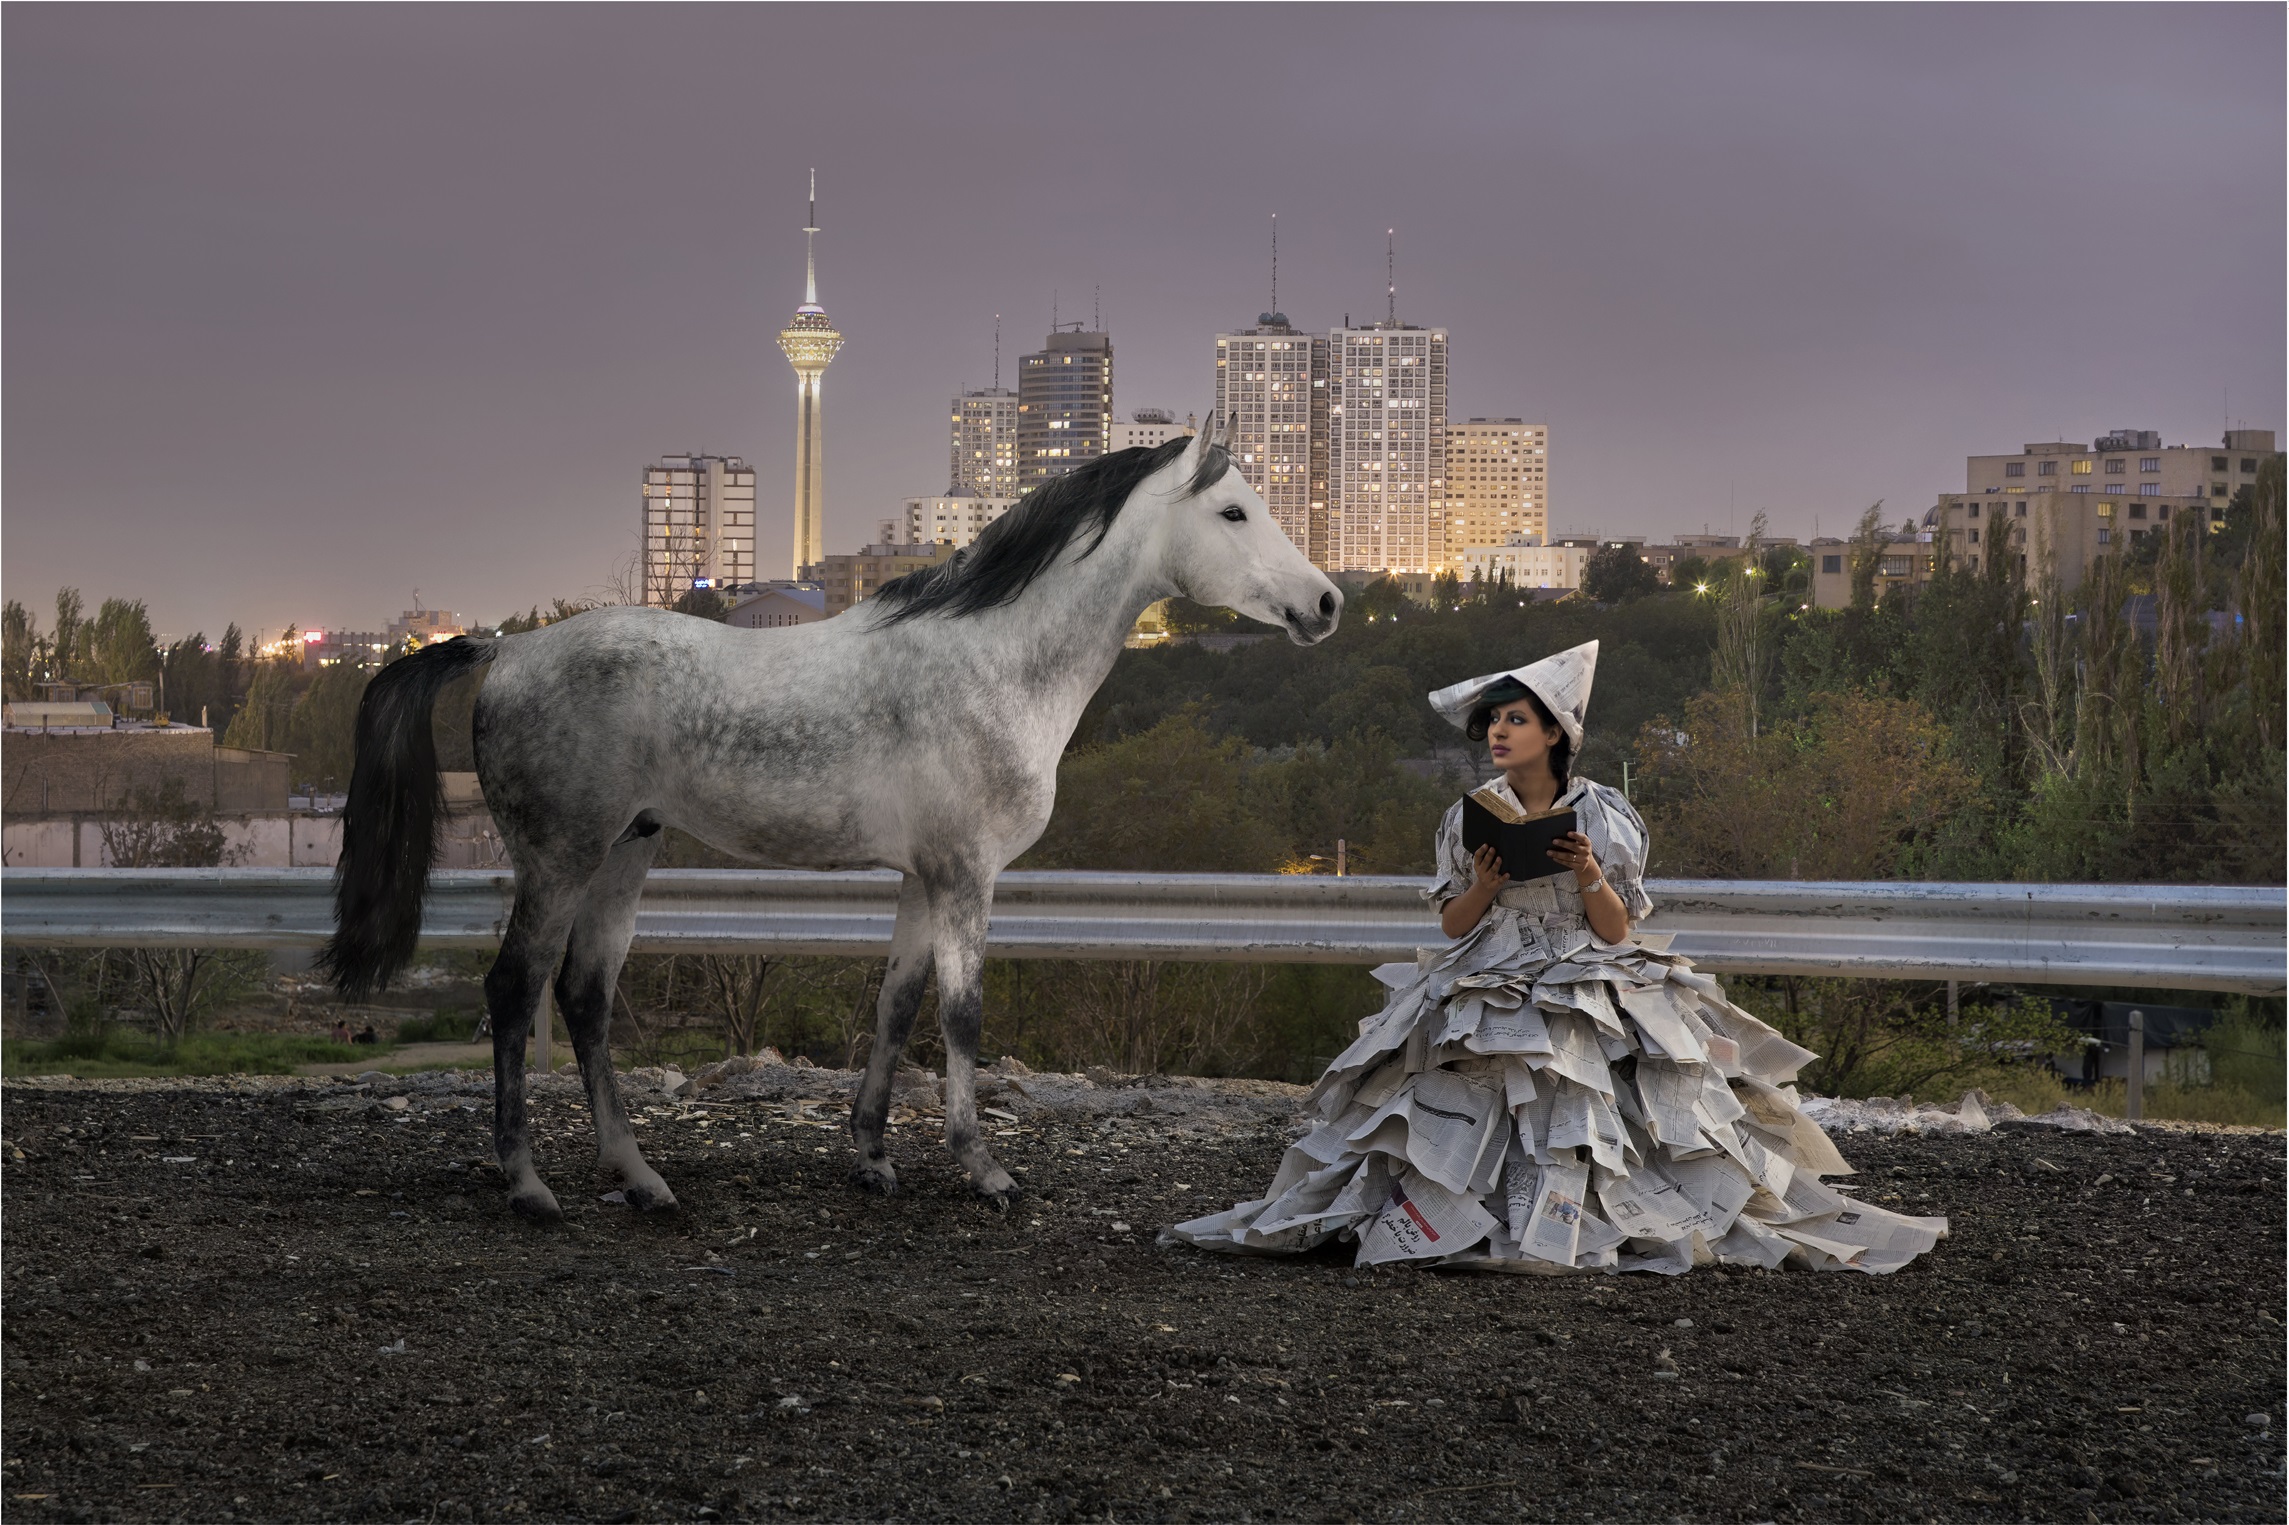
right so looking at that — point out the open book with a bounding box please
[1459,784,1577,883]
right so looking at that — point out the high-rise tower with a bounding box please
[1328,235,1447,573]
[777,170,844,576]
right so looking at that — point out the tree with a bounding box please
[222,661,301,752]
[96,778,262,1046]
[1021,711,1282,873]
[1845,502,1889,612]
[1635,688,1977,880]
[51,588,85,683]
[1582,543,1661,604]
[672,588,730,621]
[85,598,159,688]
[4,599,44,701]
[1710,512,1778,737]
[285,662,371,791]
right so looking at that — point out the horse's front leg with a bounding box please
[848,875,935,1194]
[927,866,1019,1207]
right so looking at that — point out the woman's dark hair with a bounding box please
[1467,681,1572,791]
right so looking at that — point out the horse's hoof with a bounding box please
[848,1159,899,1196]
[508,1185,564,1222]
[622,1179,678,1213]
[971,1172,1022,1210]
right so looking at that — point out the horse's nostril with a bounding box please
[1318,590,1337,618]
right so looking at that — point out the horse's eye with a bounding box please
[1220,506,1246,522]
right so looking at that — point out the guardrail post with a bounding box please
[2125,1009,2144,1121]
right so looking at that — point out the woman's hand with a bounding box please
[1550,830,1633,943]
[1547,830,1600,889]
[1441,843,1512,939]
[1470,842,1510,895]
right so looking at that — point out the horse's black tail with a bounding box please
[318,636,498,999]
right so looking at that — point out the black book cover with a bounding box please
[1458,793,1578,883]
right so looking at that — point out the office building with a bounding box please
[1328,318,1448,574]
[806,542,960,617]
[388,607,467,648]
[898,493,1018,550]
[1216,313,1331,564]
[950,388,1021,500]
[1455,537,1588,592]
[1017,327,1113,489]
[1446,420,1549,552]
[640,454,758,605]
[1910,427,2279,602]
[777,173,844,577]
[1106,407,1197,454]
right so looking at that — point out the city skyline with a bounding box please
[4,6,2281,635]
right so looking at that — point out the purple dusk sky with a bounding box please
[5,4,2281,641]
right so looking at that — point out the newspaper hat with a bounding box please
[1426,639,1600,745]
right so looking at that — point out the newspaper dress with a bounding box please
[1167,775,1947,1275]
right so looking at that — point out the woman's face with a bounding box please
[1487,699,1560,775]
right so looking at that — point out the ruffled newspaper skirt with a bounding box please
[1166,910,1946,1275]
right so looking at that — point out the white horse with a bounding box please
[320,420,1342,1218]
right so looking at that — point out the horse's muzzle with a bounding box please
[1282,588,1343,645]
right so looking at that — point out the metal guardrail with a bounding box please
[1,868,2282,994]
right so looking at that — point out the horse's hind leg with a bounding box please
[557,832,674,1210]
[484,871,587,1221]
[927,865,1019,1207]
[848,875,935,1195]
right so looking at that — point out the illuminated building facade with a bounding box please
[1328,320,1448,573]
[1446,419,1550,553]
[1215,315,1331,565]
[640,453,758,605]
[1017,327,1113,489]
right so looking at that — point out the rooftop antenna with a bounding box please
[993,313,1001,390]
[1270,212,1279,314]
[1093,284,1100,331]
[803,169,820,307]
[1386,228,1396,326]
[1052,289,1058,330]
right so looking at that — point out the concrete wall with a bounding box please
[0,806,504,869]
[2,729,290,814]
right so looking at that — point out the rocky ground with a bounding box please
[2,1063,2282,1524]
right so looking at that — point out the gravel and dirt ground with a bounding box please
[3,1063,2282,1524]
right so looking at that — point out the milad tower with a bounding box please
[777,170,843,576]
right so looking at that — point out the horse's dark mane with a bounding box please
[870,435,1229,625]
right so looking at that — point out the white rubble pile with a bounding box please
[1798,1088,2135,1137]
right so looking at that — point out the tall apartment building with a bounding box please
[1328,320,1448,574]
[1106,407,1197,454]
[641,453,758,605]
[897,493,1018,549]
[950,388,1021,500]
[1016,327,1113,490]
[1215,314,1332,564]
[1446,420,1549,552]
[1924,427,2276,596]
